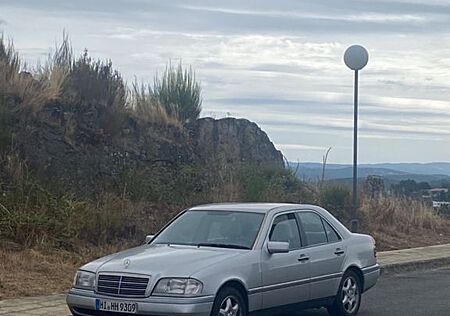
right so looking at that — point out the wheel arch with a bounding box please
[344,265,365,292]
[215,278,249,313]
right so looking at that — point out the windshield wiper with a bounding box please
[196,243,251,250]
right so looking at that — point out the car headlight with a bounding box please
[73,270,96,290]
[153,278,203,296]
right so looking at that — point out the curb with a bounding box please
[380,257,450,275]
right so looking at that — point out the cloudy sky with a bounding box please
[1,0,450,163]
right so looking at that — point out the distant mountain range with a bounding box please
[289,162,450,185]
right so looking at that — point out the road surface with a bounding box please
[277,267,450,316]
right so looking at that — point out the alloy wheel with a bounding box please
[219,296,240,316]
[341,276,359,314]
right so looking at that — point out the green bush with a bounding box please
[318,184,352,221]
[238,165,310,203]
[0,166,146,249]
[153,62,202,123]
[66,50,127,111]
[119,164,205,205]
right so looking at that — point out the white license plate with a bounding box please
[95,299,138,314]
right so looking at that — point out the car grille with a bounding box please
[97,274,150,297]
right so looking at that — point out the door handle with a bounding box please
[298,254,310,262]
[334,248,345,256]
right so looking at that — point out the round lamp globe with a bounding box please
[344,45,369,71]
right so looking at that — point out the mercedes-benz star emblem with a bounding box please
[124,258,131,269]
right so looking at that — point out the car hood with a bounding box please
[81,244,244,277]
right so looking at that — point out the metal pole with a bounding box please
[351,70,359,232]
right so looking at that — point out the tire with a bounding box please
[327,270,362,316]
[210,287,247,316]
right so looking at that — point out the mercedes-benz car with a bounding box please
[67,203,379,316]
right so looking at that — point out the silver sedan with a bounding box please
[67,203,379,316]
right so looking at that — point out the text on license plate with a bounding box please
[96,299,137,314]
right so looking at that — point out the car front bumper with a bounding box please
[66,288,214,316]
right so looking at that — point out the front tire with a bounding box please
[328,270,362,316]
[210,287,247,316]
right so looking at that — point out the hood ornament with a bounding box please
[123,258,131,269]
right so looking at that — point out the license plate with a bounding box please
[95,299,137,314]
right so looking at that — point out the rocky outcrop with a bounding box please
[7,103,283,197]
[189,117,283,168]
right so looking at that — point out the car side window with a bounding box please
[322,219,341,243]
[298,212,328,246]
[269,213,301,250]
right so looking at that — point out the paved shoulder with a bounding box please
[0,294,69,316]
[377,243,450,273]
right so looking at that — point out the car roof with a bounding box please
[189,203,306,214]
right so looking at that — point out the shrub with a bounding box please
[153,62,202,123]
[119,164,205,206]
[0,37,67,112]
[318,184,352,221]
[0,151,157,248]
[130,81,182,128]
[1,35,201,129]
[238,165,310,203]
[66,50,127,111]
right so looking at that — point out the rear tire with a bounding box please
[327,270,362,316]
[210,287,247,316]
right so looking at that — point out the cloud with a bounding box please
[277,144,330,151]
[182,5,429,24]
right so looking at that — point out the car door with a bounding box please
[260,212,310,309]
[297,211,346,300]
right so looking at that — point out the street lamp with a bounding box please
[344,45,369,233]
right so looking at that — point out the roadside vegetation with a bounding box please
[2,35,450,298]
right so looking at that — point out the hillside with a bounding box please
[6,100,283,198]
[291,162,450,184]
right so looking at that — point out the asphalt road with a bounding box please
[268,267,450,316]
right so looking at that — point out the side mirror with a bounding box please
[267,241,290,254]
[145,235,155,244]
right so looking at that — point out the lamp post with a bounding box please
[344,45,369,233]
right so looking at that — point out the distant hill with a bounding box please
[289,162,450,185]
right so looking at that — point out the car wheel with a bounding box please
[327,270,362,316]
[210,287,247,316]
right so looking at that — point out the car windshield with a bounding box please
[152,210,265,249]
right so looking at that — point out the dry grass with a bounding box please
[0,244,134,299]
[0,149,179,249]
[1,35,189,127]
[2,195,450,299]
[0,37,68,112]
[130,82,182,128]
[0,247,79,299]
[360,196,450,250]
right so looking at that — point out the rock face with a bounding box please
[7,103,283,197]
[189,117,284,168]
[11,102,196,194]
